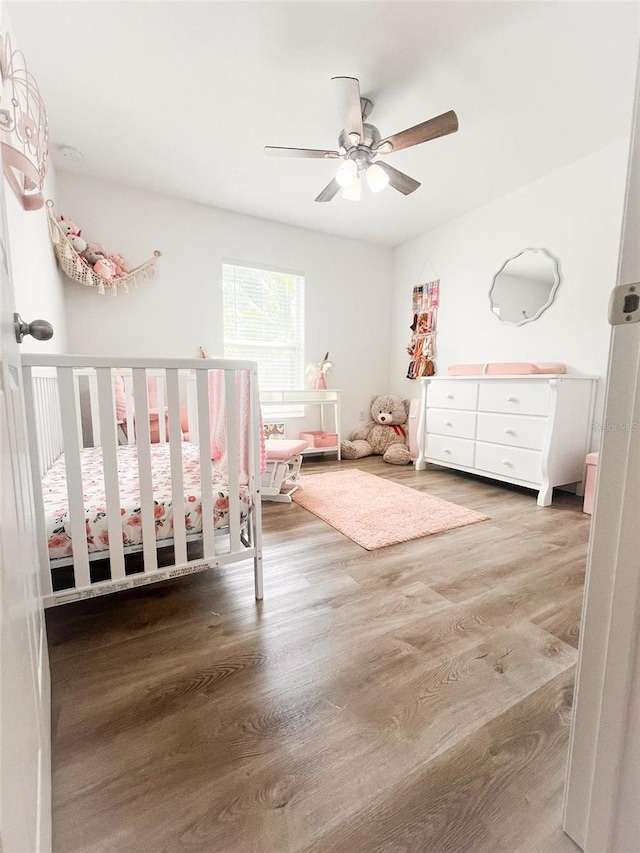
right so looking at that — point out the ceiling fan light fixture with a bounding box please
[265,77,458,203]
[366,162,390,193]
[342,176,361,201]
[335,159,357,188]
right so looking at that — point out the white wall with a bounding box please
[6,170,68,354]
[56,173,393,433]
[390,140,629,435]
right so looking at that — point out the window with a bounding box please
[222,261,305,401]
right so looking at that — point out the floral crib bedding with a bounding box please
[42,442,252,561]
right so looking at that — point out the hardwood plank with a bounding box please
[531,589,584,649]
[47,456,590,852]
[302,669,576,853]
[52,624,575,852]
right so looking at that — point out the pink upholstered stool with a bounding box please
[262,438,308,503]
[583,452,599,515]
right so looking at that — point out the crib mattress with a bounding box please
[42,442,251,561]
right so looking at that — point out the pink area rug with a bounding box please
[292,469,489,550]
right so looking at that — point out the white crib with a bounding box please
[21,355,263,607]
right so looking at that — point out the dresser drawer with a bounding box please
[475,442,542,484]
[428,382,478,411]
[426,434,475,468]
[478,382,550,416]
[476,412,547,451]
[426,409,476,439]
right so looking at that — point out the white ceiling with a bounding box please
[8,1,640,247]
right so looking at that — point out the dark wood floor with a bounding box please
[46,457,588,853]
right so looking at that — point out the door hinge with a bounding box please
[608,282,640,325]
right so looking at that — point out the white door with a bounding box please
[563,50,640,852]
[0,166,52,844]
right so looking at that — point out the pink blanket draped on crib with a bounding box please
[209,369,266,481]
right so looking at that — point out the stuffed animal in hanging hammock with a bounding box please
[341,395,412,465]
[81,245,116,280]
[68,234,87,253]
[57,211,131,280]
[93,257,117,280]
[56,213,80,237]
[105,252,130,277]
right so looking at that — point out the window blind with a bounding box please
[222,262,305,393]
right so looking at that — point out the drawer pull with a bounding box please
[504,428,516,436]
[446,394,454,400]
[444,448,452,454]
[445,421,454,428]
[501,459,513,467]
[506,396,518,403]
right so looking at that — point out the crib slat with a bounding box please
[41,380,47,472]
[53,377,63,460]
[132,368,158,573]
[248,364,263,600]
[50,380,58,464]
[156,374,167,443]
[22,367,53,596]
[225,370,241,552]
[196,370,215,559]
[44,379,53,471]
[73,371,84,449]
[58,367,91,589]
[88,372,101,447]
[33,378,42,475]
[96,368,125,580]
[35,378,43,474]
[124,372,135,445]
[187,374,198,447]
[166,369,187,566]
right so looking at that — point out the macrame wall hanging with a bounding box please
[406,280,439,379]
[0,31,49,211]
[46,200,161,295]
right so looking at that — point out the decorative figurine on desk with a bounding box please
[307,351,334,390]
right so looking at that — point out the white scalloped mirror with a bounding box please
[489,248,561,325]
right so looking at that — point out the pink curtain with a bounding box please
[208,369,265,482]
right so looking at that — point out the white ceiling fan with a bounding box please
[265,76,459,202]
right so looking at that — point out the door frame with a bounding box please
[563,47,640,852]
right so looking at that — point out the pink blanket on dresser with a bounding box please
[448,362,566,376]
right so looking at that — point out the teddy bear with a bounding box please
[341,395,412,465]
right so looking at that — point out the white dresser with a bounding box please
[415,375,597,506]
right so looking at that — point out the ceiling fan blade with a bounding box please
[332,76,364,144]
[374,161,421,195]
[264,146,340,159]
[374,110,459,154]
[315,178,341,203]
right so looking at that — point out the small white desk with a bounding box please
[260,389,342,460]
